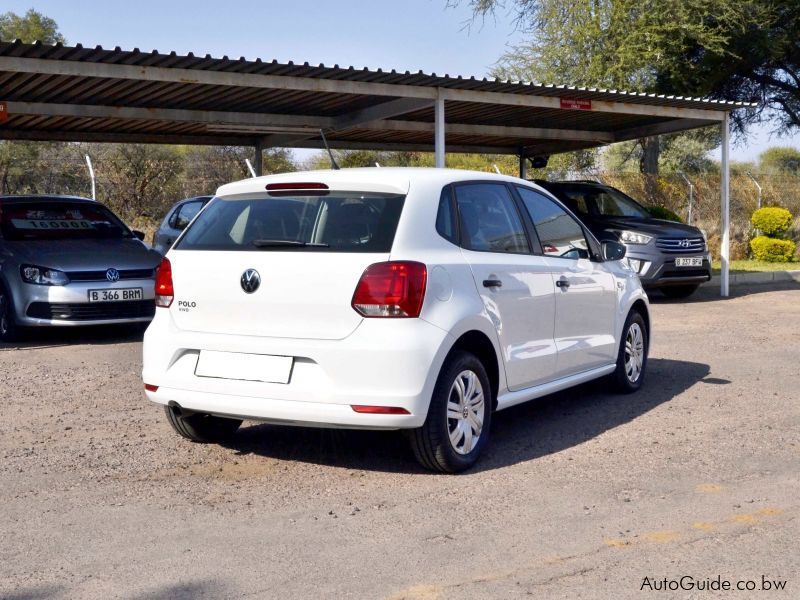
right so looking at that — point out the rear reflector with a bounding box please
[266,182,329,191]
[352,261,427,318]
[351,405,410,415]
[144,384,159,392]
[154,257,173,308]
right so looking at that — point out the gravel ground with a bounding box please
[1,284,798,599]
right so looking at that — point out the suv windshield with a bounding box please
[0,201,133,241]
[177,193,405,252]
[558,186,650,219]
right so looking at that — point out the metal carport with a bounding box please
[0,40,754,296]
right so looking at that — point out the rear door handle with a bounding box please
[482,279,503,288]
[556,278,571,289]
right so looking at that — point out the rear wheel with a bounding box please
[661,285,699,299]
[409,350,492,473]
[164,405,242,443]
[0,287,20,343]
[612,310,648,393]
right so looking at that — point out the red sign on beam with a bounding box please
[0,102,7,123]
[560,98,593,111]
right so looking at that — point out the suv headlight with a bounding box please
[618,230,653,245]
[20,265,70,286]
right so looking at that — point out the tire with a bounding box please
[661,285,699,299]
[612,310,648,393]
[164,405,242,443]
[0,286,21,343]
[409,350,492,473]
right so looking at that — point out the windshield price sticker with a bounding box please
[11,218,95,230]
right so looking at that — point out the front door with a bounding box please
[515,186,617,378]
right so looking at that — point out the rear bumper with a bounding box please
[142,312,453,429]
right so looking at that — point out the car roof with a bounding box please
[0,194,96,203]
[215,167,532,197]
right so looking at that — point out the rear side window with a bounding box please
[177,193,404,252]
[516,187,589,260]
[435,186,457,244]
[454,183,529,254]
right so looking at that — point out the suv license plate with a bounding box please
[88,288,144,302]
[675,257,703,267]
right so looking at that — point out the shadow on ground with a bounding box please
[221,357,711,474]
[0,323,145,351]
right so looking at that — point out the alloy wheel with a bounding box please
[624,322,645,383]
[446,369,485,455]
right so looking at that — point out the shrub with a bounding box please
[751,207,793,236]
[750,235,796,262]
[647,206,683,222]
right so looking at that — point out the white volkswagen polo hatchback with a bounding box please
[143,168,649,472]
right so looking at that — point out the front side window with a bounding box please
[516,187,589,260]
[0,201,132,241]
[454,183,529,254]
[177,192,404,252]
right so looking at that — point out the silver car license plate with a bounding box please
[88,288,144,302]
[675,257,703,267]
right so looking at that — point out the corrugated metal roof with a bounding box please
[0,40,752,154]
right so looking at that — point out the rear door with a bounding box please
[453,182,557,390]
[515,186,617,377]
[169,190,404,340]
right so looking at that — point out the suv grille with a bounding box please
[66,268,155,282]
[655,237,705,254]
[27,301,155,321]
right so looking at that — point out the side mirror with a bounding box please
[132,230,146,241]
[602,240,626,261]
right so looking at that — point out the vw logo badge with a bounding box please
[678,239,691,248]
[105,268,120,282]
[241,268,261,294]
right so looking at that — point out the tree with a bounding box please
[758,146,800,175]
[0,9,65,44]
[454,0,769,174]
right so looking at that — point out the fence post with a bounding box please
[84,155,96,200]
[677,171,694,224]
[747,171,762,209]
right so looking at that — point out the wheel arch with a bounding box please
[445,329,501,411]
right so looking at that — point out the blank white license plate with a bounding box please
[195,350,293,384]
[88,288,143,302]
[675,257,704,267]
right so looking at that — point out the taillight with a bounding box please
[351,261,427,318]
[155,257,173,308]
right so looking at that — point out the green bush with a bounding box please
[751,207,793,236]
[647,206,683,222]
[750,236,796,262]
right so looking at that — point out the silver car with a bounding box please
[152,195,211,255]
[0,195,161,341]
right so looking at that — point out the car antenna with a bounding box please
[319,129,340,170]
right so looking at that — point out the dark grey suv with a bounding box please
[0,195,161,341]
[538,181,712,298]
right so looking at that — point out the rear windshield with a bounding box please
[177,193,405,252]
[0,201,133,241]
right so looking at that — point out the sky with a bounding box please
[4,0,798,163]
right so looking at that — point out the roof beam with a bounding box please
[612,118,720,142]
[0,56,727,121]
[355,119,614,142]
[290,139,520,154]
[333,97,434,129]
[4,100,335,130]
[0,128,255,146]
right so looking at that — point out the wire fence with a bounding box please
[2,148,799,260]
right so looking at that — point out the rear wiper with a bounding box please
[252,239,329,248]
